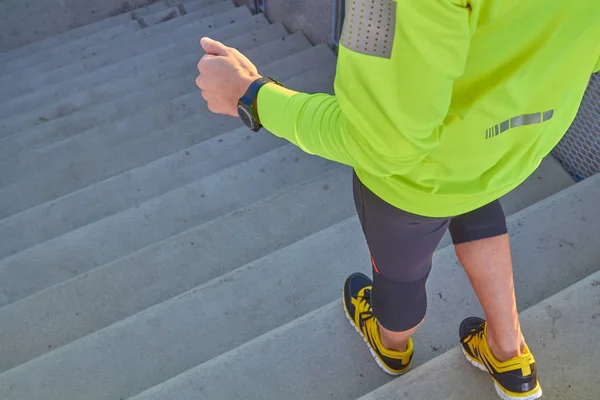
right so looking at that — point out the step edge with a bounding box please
[356,267,600,400]
[2,172,596,382]
[0,47,331,212]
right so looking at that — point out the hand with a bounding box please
[196,37,262,117]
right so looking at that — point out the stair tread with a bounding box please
[0,154,585,372]
[0,5,250,101]
[0,1,220,62]
[0,2,234,78]
[0,45,334,262]
[359,268,600,400]
[0,167,353,373]
[0,14,271,125]
[0,10,132,63]
[0,41,334,221]
[0,142,335,306]
[1,172,597,400]
[122,174,600,400]
[1,22,140,76]
[0,28,301,144]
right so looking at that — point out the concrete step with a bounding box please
[135,0,225,28]
[0,29,306,182]
[359,269,600,400]
[0,2,234,81]
[0,14,270,128]
[0,1,216,65]
[0,5,249,102]
[0,144,575,369]
[0,52,337,220]
[0,145,336,308]
[0,26,296,146]
[0,171,352,400]
[178,0,226,14]
[0,45,336,261]
[0,22,141,77]
[0,0,225,74]
[129,0,190,18]
[108,173,600,400]
[0,1,237,91]
[134,7,184,29]
[0,10,133,65]
[173,4,252,37]
[0,166,354,374]
[130,0,217,19]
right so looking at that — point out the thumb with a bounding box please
[201,37,228,56]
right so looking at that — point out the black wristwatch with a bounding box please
[237,77,282,132]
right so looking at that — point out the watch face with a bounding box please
[237,104,259,131]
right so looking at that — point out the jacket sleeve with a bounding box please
[256,0,473,177]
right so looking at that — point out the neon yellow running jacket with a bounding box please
[257,0,600,217]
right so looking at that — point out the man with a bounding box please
[195,0,600,398]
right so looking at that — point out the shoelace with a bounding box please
[357,289,376,325]
[463,325,485,346]
[463,325,487,363]
[463,323,534,377]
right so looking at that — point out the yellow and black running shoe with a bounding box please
[460,317,542,400]
[343,272,413,376]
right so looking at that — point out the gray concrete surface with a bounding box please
[0,52,336,220]
[0,1,215,63]
[136,6,184,28]
[0,167,354,373]
[0,208,360,400]
[0,5,249,102]
[0,28,301,148]
[0,144,336,307]
[0,30,299,172]
[0,22,288,131]
[0,14,271,129]
[132,0,207,19]
[0,125,282,258]
[178,0,224,14]
[360,269,600,400]
[0,151,581,371]
[0,2,236,92]
[0,45,335,261]
[1,1,232,78]
[137,0,226,27]
[2,171,595,400]
[0,10,132,61]
[1,22,141,75]
[117,174,599,400]
[0,0,178,52]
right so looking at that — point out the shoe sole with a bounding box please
[461,347,543,400]
[341,293,410,376]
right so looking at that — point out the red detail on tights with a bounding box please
[370,254,381,275]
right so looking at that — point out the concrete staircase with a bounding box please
[0,1,597,399]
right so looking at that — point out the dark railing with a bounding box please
[332,0,345,49]
[251,0,265,14]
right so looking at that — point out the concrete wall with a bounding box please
[0,0,175,52]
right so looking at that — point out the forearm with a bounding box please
[256,83,428,177]
[257,83,357,167]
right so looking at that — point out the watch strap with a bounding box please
[238,77,281,128]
